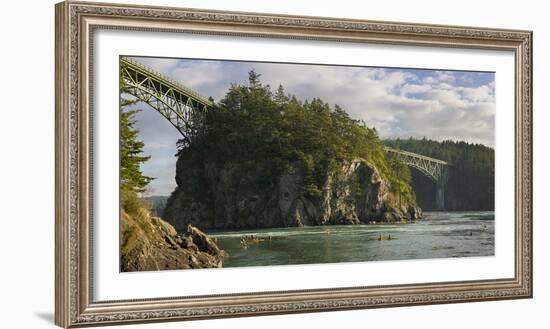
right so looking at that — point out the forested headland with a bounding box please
[163,72,421,230]
[179,71,414,202]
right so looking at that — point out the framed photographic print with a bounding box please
[55,1,532,327]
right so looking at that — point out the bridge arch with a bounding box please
[120,57,213,145]
[385,147,451,210]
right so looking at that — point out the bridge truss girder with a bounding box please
[399,153,446,184]
[385,147,449,185]
[120,58,213,144]
[385,147,450,210]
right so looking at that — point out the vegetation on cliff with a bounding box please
[120,196,225,272]
[120,88,224,271]
[384,137,494,210]
[174,71,415,204]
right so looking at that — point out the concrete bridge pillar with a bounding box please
[435,183,445,210]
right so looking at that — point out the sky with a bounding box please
[124,56,495,196]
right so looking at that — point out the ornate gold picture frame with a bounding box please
[55,1,532,327]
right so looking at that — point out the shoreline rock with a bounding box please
[120,207,225,272]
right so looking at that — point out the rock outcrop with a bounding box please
[164,158,421,231]
[120,207,225,272]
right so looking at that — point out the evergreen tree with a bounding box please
[274,84,288,106]
[247,70,262,89]
[120,98,153,193]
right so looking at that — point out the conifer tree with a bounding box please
[120,98,153,193]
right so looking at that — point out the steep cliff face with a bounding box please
[120,207,225,272]
[164,158,421,231]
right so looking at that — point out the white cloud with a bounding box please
[434,71,456,83]
[400,84,431,96]
[135,59,497,147]
[460,85,494,102]
[422,76,437,84]
[232,62,495,146]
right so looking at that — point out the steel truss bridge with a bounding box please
[385,147,451,209]
[120,57,213,145]
[120,57,452,209]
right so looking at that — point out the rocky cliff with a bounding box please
[120,206,225,272]
[164,158,421,231]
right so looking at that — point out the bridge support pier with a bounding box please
[435,184,445,211]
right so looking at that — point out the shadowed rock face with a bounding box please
[120,208,225,272]
[164,159,421,231]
